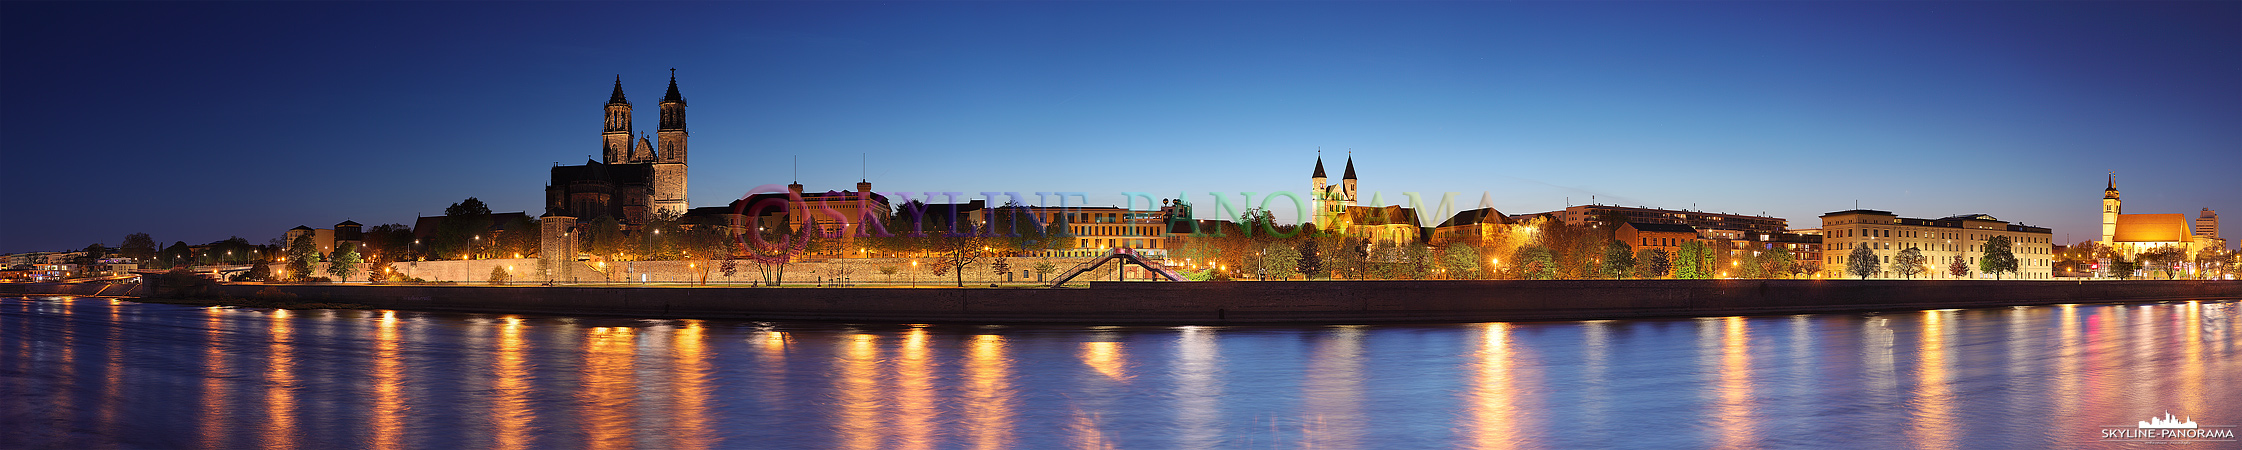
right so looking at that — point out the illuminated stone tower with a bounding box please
[1311,151,1330,225]
[2101,173,2121,244]
[1341,154,1358,206]
[649,70,690,216]
[1310,151,1361,231]
[601,76,633,163]
[658,70,688,165]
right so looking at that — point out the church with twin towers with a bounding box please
[545,71,691,229]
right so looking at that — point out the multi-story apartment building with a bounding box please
[1820,209,2055,279]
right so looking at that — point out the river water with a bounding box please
[2,295,2237,449]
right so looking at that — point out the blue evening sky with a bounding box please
[2,1,2236,254]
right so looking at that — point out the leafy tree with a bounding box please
[1295,239,1322,279]
[432,197,494,260]
[362,223,414,263]
[1846,244,1879,279]
[1513,245,1556,280]
[991,257,1012,281]
[76,243,111,267]
[1033,262,1058,281]
[1370,243,1431,280]
[1978,235,2019,280]
[1443,244,1484,280]
[327,241,362,281]
[1321,237,1368,279]
[1761,246,1797,279]
[205,237,257,264]
[236,260,272,282]
[488,265,512,285]
[583,216,627,260]
[120,233,157,261]
[162,241,191,268]
[2195,247,2230,280]
[1259,242,1303,280]
[2108,257,2138,279]
[286,234,319,282]
[494,215,538,259]
[1892,247,1926,279]
[930,233,988,287]
[1947,254,1971,278]
[2137,246,2187,280]
[1601,240,1635,279]
[1674,241,1712,279]
[746,219,821,286]
[1634,248,1670,279]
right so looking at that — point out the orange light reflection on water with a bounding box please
[670,321,716,450]
[1906,310,1954,449]
[492,316,533,450]
[838,333,884,450]
[894,328,937,450]
[1081,341,1127,381]
[579,327,637,450]
[964,334,1014,450]
[262,309,297,450]
[1072,340,1128,449]
[1709,316,1756,450]
[371,311,404,450]
[1467,322,1522,450]
[200,307,230,449]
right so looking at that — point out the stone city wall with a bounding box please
[383,256,1155,285]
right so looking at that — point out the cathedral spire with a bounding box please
[662,68,686,106]
[1342,151,1357,180]
[608,75,629,105]
[1312,149,1327,179]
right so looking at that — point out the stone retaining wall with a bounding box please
[11,279,2235,324]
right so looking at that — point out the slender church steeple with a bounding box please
[601,76,633,163]
[657,68,688,165]
[2102,172,2122,244]
[1340,151,1358,205]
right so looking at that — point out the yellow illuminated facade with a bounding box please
[1820,209,2054,279]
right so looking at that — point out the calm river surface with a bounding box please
[3,295,2238,449]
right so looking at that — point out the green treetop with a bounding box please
[1978,235,2019,280]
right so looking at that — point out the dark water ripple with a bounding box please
[2,296,2237,449]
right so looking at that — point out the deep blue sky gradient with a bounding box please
[3,1,2236,254]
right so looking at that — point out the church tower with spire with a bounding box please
[602,76,633,163]
[658,69,688,165]
[2102,173,2121,244]
[1311,151,1330,227]
[1341,153,1359,206]
[1311,151,1362,231]
[648,70,690,217]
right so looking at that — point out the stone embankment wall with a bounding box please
[381,257,1144,285]
[10,279,2236,324]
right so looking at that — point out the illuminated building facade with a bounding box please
[1820,209,2054,279]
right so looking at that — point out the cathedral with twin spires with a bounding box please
[546,71,691,229]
